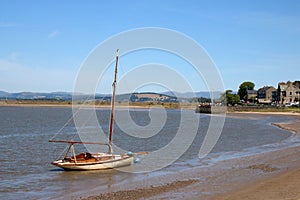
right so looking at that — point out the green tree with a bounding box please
[220,90,240,106]
[197,97,211,103]
[238,81,255,100]
[293,80,300,86]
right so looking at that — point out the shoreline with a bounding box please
[80,113,300,200]
[0,101,197,110]
[229,111,300,116]
[83,147,300,200]
[1,102,300,114]
[212,113,300,200]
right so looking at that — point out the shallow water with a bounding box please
[0,106,295,199]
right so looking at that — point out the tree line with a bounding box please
[221,81,255,106]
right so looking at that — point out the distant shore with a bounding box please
[0,99,196,110]
[81,112,300,200]
[1,100,299,114]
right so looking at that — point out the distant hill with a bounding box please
[128,92,177,102]
[0,90,221,101]
[0,91,73,100]
[162,91,222,99]
[0,91,9,97]
[98,92,178,102]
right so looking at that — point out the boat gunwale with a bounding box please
[52,155,133,167]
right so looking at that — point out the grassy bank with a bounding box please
[227,105,300,113]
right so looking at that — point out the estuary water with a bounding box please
[0,106,298,199]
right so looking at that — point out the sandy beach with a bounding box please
[82,112,300,200]
[212,113,300,200]
[214,167,300,200]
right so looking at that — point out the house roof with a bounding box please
[258,86,275,92]
[279,84,288,91]
[246,90,257,94]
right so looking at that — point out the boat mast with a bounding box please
[108,49,119,153]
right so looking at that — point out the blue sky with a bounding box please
[0,0,299,93]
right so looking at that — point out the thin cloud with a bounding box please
[0,22,18,28]
[8,52,20,61]
[234,11,300,33]
[48,30,60,39]
[0,59,24,72]
[0,58,75,92]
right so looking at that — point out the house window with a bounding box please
[290,91,293,95]
[282,91,286,97]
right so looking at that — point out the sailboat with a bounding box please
[49,49,135,170]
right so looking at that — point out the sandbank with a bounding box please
[81,113,300,200]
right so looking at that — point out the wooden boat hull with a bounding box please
[52,154,134,171]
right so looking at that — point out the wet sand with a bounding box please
[84,179,199,200]
[214,167,300,200]
[213,113,300,200]
[82,112,300,200]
